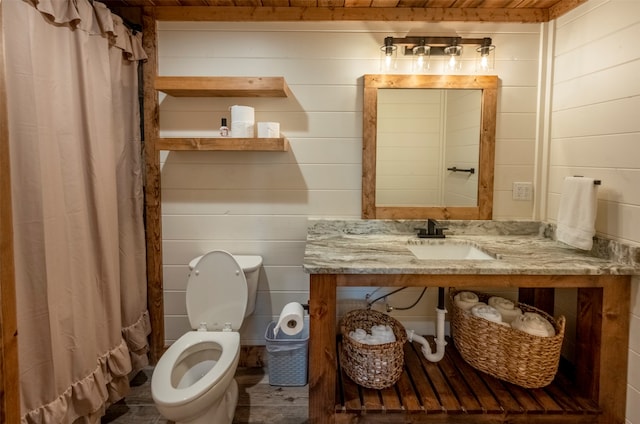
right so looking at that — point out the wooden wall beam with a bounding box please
[154,6,548,22]
[142,6,164,364]
[0,3,21,421]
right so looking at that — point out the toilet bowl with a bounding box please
[151,250,262,424]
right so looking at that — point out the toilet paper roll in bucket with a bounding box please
[274,302,305,337]
[230,105,255,137]
[257,122,280,138]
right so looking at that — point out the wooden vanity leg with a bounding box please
[309,274,337,424]
[576,277,630,423]
[518,288,555,315]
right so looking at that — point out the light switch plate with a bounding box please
[513,182,533,201]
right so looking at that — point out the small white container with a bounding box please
[257,122,280,138]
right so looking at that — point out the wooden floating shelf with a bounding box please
[155,76,291,97]
[155,137,289,152]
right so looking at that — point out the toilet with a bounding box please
[151,250,262,424]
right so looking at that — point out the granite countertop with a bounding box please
[302,219,640,276]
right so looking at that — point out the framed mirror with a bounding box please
[362,74,498,219]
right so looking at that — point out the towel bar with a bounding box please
[447,166,475,174]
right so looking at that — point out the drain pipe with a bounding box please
[406,288,448,362]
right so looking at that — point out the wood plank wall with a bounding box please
[547,2,640,420]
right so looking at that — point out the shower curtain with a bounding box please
[3,0,151,422]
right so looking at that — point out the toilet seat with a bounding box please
[151,331,240,408]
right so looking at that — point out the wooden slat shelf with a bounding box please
[335,336,601,423]
[155,137,289,151]
[155,76,291,97]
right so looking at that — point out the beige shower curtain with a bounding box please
[3,0,150,422]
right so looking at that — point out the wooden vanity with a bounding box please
[303,220,639,424]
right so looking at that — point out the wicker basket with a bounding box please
[339,309,407,389]
[450,289,565,388]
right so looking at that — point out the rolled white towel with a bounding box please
[349,328,367,342]
[349,326,396,344]
[454,291,480,311]
[362,336,382,345]
[488,296,523,324]
[511,312,556,337]
[370,325,396,343]
[470,303,503,324]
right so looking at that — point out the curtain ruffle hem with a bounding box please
[27,0,147,61]
[22,340,130,424]
[21,311,152,424]
[123,311,153,377]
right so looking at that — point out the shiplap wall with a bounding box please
[157,21,542,345]
[545,1,640,422]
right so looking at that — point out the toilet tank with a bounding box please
[188,253,263,318]
[233,255,262,317]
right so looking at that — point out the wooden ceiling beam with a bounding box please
[154,5,548,22]
[549,0,587,20]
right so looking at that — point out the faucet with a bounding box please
[416,219,448,238]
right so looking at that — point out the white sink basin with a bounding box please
[407,241,496,260]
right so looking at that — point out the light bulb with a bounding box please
[443,45,462,72]
[480,55,489,70]
[380,41,397,72]
[476,42,495,72]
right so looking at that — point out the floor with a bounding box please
[101,367,309,424]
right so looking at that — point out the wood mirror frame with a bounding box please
[362,74,498,219]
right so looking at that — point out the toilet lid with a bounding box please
[188,253,262,272]
[186,250,247,331]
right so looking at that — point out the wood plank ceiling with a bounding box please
[100,0,588,22]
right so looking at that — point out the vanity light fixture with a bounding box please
[412,39,431,73]
[444,42,463,72]
[380,36,398,72]
[380,35,495,73]
[476,37,496,71]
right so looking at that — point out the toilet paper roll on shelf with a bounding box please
[273,302,305,337]
[231,122,255,138]
[230,105,255,138]
[257,122,280,138]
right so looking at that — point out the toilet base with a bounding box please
[174,379,239,424]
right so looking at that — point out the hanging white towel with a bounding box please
[556,176,599,250]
